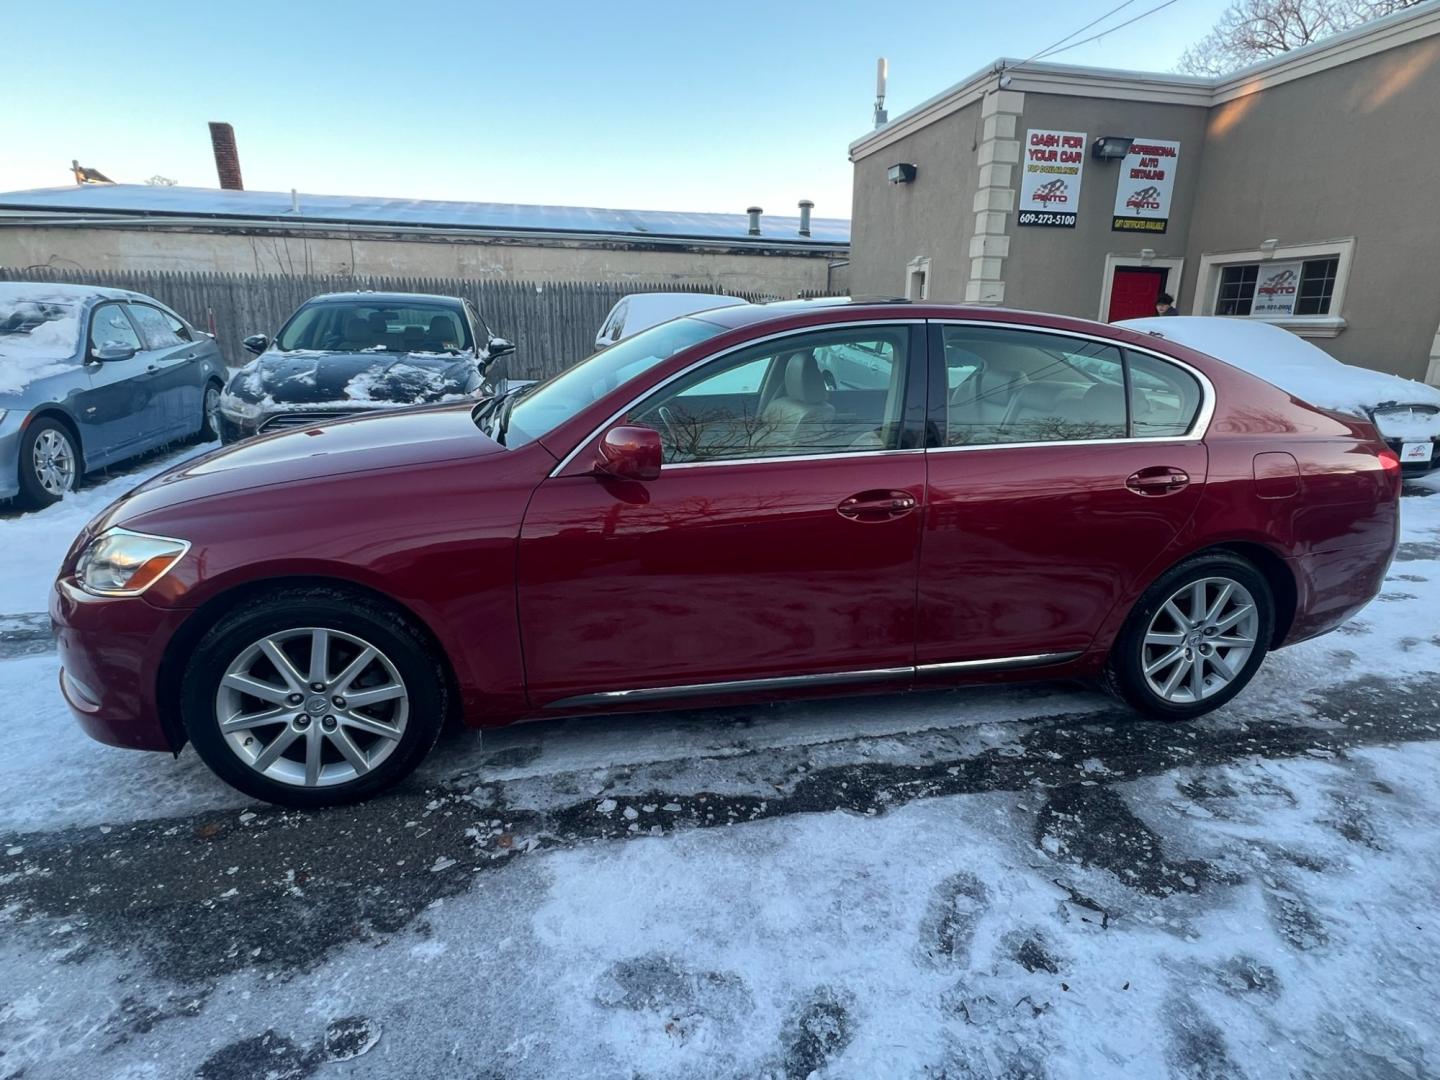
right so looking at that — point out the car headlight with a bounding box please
[74,527,190,597]
[219,393,263,421]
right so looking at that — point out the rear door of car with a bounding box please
[125,302,204,439]
[515,320,929,708]
[916,319,1210,669]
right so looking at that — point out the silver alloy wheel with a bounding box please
[1141,576,1259,704]
[216,627,409,788]
[32,428,77,496]
[204,385,221,435]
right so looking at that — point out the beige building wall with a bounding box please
[1181,35,1440,382]
[0,225,842,298]
[1004,95,1209,319]
[848,99,982,300]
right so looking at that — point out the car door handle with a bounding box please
[1125,466,1190,496]
[837,490,918,521]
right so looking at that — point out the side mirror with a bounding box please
[595,425,662,482]
[92,344,137,363]
[485,337,516,361]
[242,333,269,355]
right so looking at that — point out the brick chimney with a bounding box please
[208,122,244,190]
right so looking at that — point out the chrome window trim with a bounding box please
[543,651,1083,709]
[929,318,1216,448]
[663,447,924,470]
[548,319,927,477]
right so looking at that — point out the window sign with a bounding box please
[1112,139,1180,234]
[1249,261,1303,317]
[1017,129,1087,228]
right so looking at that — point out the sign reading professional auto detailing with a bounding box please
[1249,261,1303,316]
[1112,138,1180,233]
[1018,129,1087,228]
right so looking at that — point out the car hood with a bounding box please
[228,349,477,405]
[98,404,505,526]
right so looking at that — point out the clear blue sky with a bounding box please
[6,0,1231,218]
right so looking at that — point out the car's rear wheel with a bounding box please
[16,418,80,509]
[182,589,447,807]
[1104,553,1274,720]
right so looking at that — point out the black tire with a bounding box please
[197,381,224,442]
[15,417,81,509]
[1103,552,1274,721]
[182,587,447,808]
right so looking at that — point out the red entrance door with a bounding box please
[1107,267,1168,321]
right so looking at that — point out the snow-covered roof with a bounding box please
[0,185,850,247]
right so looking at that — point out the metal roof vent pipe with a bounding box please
[209,121,244,191]
[798,200,814,237]
[747,206,763,236]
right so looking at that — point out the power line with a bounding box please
[1012,0,1142,70]
[1030,0,1187,64]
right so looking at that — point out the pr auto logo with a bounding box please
[1257,269,1298,296]
[1032,179,1068,205]
[1125,186,1161,210]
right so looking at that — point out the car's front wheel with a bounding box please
[182,588,447,807]
[198,381,223,442]
[16,418,80,509]
[1104,553,1274,720]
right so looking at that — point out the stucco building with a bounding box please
[848,3,1440,383]
[0,186,850,299]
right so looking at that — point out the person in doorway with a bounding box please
[1155,292,1179,316]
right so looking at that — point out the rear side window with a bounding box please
[1127,350,1202,437]
[940,326,1127,446]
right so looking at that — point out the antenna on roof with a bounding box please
[874,58,889,129]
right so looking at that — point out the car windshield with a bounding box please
[496,316,726,448]
[274,300,473,354]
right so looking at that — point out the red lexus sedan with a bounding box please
[52,301,1401,806]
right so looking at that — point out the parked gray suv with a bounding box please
[0,283,227,508]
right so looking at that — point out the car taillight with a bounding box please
[1378,448,1401,473]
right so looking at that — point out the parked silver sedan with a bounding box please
[0,283,227,507]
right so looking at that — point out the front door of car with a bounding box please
[516,323,928,708]
[72,302,161,463]
[917,322,1209,666]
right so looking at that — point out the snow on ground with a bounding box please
[0,456,1438,1077]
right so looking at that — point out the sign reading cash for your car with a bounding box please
[1018,130,1087,228]
[1112,138,1180,234]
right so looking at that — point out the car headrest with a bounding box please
[783,351,827,405]
[343,316,371,343]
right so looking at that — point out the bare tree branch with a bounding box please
[1177,0,1423,75]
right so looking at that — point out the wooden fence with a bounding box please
[0,268,792,379]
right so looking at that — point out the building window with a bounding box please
[906,256,930,301]
[1295,257,1339,316]
[1213,257,1340,317]
[1216,265,1258,316]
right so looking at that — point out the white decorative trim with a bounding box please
[1193,237,1356,332]
[906,256,931,300]
[850,4,1440,161]
[966,89,1024,307]
[1098,254,1185,322]
[1428,326,1440,387]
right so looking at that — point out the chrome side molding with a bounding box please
[543,652,1082,709]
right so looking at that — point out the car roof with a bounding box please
[0,281,149,305]
[305,291,465,306]
[690,297,1124,336]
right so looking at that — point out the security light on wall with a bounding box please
[888,162,917,184]
[1091,136,1133,161]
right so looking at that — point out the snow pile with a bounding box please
[0,287,83,393]
[1121,317,1440,439]
[345,363,450,402]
